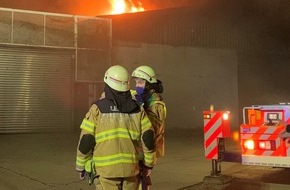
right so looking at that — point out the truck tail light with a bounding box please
[243,140,276,150]
[258,141,275,150]
[244,140,255,150]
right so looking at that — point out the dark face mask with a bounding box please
[136,86,145,96]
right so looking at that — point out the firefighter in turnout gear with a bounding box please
[131,65,167,190]
[76,65,156,190]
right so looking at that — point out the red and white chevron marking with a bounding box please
[241,125,286,156]
[204,112,223,160]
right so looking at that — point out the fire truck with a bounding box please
[240,103,290,167]
[203,103,290,176]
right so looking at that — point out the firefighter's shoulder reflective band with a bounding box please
[80,119,95,133]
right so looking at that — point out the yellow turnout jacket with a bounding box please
[76,99,155,178]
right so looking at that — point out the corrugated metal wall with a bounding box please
[0,46,74,133]
[109,5,288,52]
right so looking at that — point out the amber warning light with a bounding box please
[232,131,239,142]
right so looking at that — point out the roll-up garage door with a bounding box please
[0,46,74,133]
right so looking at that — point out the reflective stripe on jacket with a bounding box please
[76,102,155,178]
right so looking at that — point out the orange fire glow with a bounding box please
[109,0,145,15]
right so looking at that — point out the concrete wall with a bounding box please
[74,46,290,133]
[112,42,239,130]
[238,51,290,122]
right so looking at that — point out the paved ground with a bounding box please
[1,128,290,190]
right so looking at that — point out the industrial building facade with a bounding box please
[0,3,289,133]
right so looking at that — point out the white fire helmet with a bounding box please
[131,65,157,84]
[104,65,129,92]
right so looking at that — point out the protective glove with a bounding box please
[79,170,86,180]
[143,168,152,177]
